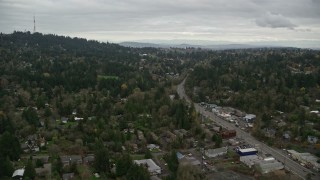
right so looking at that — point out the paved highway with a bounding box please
[177,78,318,180]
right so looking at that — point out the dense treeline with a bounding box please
[185,48,320,141]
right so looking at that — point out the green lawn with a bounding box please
[97,75,119,80]
[64,121,78,126]
[131,154,145,160]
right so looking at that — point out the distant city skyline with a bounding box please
[1,0,319,48]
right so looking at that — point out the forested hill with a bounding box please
[0,32,153,94]
[0,31,135,60]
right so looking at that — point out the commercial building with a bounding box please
[288,150,320,170]
[237,148,258,156]
[257,160,284,174]
[240,155,259,168]
[205,147,228,158]
[240,155,284,173]
[220,130,236,139]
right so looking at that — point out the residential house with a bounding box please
[134,159,161,175]
[60,155,83,166]
[61,117,68,124]
[150,132,159,142]
[169,94,175,101]
[21,143,29,153]
[129,143,139,153]
[35,163,51,177]
[212,125,221,133]
[283,131,291,140]
[264,128,276,138]
[63,173,75,180]
[33,155,49,164]
[137,130,146,141]
[160,131,177,149]
[277,121,287,127]
[27,134,38,142]
[39,137,46,147]
[83,154,95,164]
[174,129,188,138]
[179,156,201,166]
[72,109,77,115]
[12,168,25,179]
[307,136,318,144]
[147,144,160,151]
[176,152,185,160]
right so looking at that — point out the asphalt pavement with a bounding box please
[177,78,319,180]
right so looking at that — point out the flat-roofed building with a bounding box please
[237,148,258,156]
[205,147,228,158]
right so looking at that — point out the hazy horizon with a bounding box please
[1,0,319,48]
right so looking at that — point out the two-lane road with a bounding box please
[177,78,318,180]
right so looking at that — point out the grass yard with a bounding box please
[131,154,145,160]
[97,75,119,80]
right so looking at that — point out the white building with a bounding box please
[205,147,228,158]
[243,114,256,123]
[12,168,25,178]
[147,144,160,150]
[240,155,259,168]
[240,155,284,173]
[258,160,284,174]
[134,159,161,175]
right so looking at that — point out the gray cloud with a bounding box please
[0,0,319,47]
[256,12,297,29]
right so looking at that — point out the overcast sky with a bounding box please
[1,0,319,47]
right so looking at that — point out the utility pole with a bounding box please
[201,147,205,171]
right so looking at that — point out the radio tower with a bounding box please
[33,15,36,33]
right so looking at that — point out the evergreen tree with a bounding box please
[215,135,222,148]
[165,150,179,176]
[24,159,36,180]
[94,147,110,173]
[145,149,152,159]
[0,131,21,160]
[0,156,14,178]
[116,154,132,176]
[22,108,40,126]
[126,164,150,180]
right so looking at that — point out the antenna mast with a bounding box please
[33,15,36,33]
